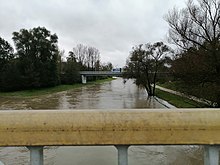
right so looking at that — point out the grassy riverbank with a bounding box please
[0,77,115,98]
[158,81,219,105]
[155,88,208,108]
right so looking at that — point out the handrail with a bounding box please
[0,109,220,165]
[0,109,220,146]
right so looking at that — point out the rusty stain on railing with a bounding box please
[0,109,220,165]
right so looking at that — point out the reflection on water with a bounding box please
[0,78,203,165]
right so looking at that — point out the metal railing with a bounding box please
[0,109,220,165]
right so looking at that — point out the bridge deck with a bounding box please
[79,71,122,76]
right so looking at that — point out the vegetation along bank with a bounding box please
[123,0,220,107]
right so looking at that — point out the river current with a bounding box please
[0,78,203,165]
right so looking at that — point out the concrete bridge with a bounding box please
[0,109,220,165]
[79,71,123,84]
[79,71,172,84]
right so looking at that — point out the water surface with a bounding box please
[0,78,203,165]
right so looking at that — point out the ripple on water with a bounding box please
[0,78,204,164]
[129,145,203,165]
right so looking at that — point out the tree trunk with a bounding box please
[145,67,153,96]
[145,85,153,96]
[152,63,158,96]
[152,72,157,96]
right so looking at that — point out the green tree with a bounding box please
[61,52,80,84]
[125,42,171,96]
[101,62,113,71]
[0,37,14,71]
[0,60,23,91]
[0,37,19,91]
[12,27,60,88]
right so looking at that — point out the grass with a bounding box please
[158,81,219,105]
[155,88,208,108]
[0,77,115,98]
[157,81,188,92]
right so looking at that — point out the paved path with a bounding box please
[155,85,212,106]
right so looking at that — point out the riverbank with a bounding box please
[155,87,209,108]
[0,78,115,98]
[158,81,219,106]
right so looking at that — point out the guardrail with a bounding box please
[0,109,220,165]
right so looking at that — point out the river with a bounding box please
[0,78,203,165]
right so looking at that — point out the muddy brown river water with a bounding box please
[0,78,203,165]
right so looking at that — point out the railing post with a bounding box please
[204,145,219,165]
[28,146,44,165]
[115,145,129,165]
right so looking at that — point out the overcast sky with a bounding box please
[0,0,186,67]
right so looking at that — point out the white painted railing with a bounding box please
[0,109,220,165]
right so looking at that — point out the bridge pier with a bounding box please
[81,75,87,84]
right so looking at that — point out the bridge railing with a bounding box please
[0,109,220,165]
[79,71,123,83]
[79,71,123,76]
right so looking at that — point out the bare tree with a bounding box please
[70,44,87,67]
[87,47,100,70]
[165,0,220,74]
[69,44,101,71]
[93,48,100,71]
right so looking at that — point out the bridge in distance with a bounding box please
[79,71,123,84]
[79,71,171,84]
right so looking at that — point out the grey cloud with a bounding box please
[0,0,186,67]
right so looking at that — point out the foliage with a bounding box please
[61,54,80,84]
[12,27,60,88]
[171,48,216,84]
[124,42,172,96]
[165,0,220,106]
[101,62,113,71]
[0,37,17,91]
[0,60,23,91]
[0,28,116,92]
[0,37,14,69]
